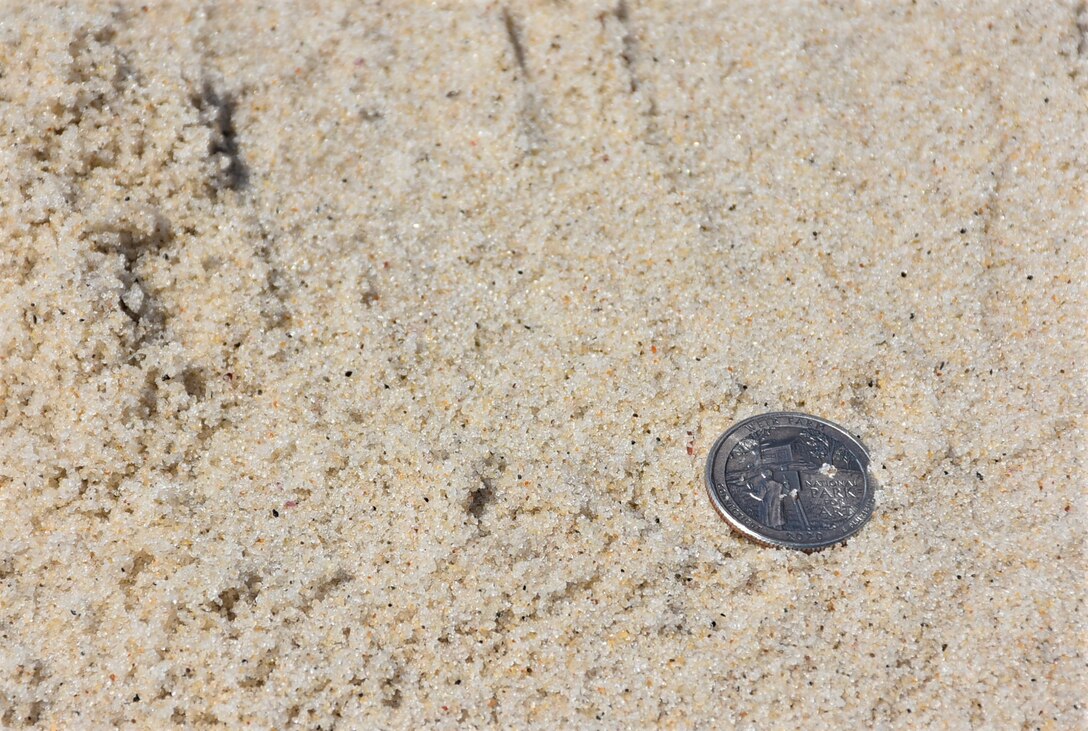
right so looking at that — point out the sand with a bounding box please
[1,1,1085,728]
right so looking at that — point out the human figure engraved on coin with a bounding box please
[746,468,785,528]
[704,413,874,549]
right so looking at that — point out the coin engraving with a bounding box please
[704,412,874,550]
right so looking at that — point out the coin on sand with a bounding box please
[704,412,874,550]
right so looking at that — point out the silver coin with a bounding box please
[704,412,874,550]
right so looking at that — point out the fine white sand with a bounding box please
[1,1,1085,727]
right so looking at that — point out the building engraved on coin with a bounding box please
[704,413,874,550]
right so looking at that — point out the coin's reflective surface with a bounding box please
[704,412,874,550]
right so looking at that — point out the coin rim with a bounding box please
[703,411,874,550]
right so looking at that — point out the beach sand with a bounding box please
[1,1,1085,727]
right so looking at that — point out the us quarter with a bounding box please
[704,412,874,550]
